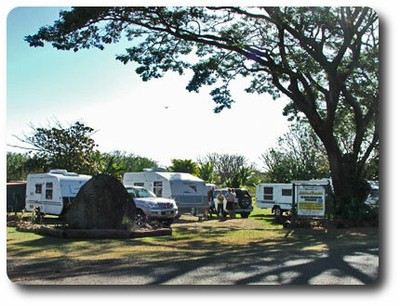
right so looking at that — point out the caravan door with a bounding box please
[26,176,63,215]
[26,178,43,211]
[41,178,63,215]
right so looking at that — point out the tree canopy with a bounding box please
[168,158,199,175]
[93,151,158,180]
[13,120,99,174]
[26,7,379,215]
[261,121,330,183]
[198,153,255,187]
[10,120,159,179]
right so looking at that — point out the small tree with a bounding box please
[13,120,99,174]
[93,152,127,180]
[94,150,158,180]
[197,161,215,183]
[199,153,254,187]
[168,159,199,175]
[261,121,330,182]
[6,152,29,182]
[225,166,254,188]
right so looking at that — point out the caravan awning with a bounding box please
[156,172,204,182]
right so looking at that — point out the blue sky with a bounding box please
[6,6,291,169]
[7,6,290,169]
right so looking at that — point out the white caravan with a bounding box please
[256,183,294,216]
[256,180,331,216]
[25,169,92,215]
[123,170,209,215]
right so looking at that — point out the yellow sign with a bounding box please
[297,185,325,216]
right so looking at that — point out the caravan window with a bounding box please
[153,181,163,197]
[282,189,292,197]
[45,182,53,199]
[35,184,42,194]
[263,187,273,200]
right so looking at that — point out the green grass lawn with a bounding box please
[7,206,277,260]
[7,206,377,262]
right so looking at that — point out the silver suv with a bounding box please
[126,186,178,227]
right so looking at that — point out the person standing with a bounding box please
[216,189,225,220]
[225,188,236,219]
[207,186,215,218]
[232,188,238,218]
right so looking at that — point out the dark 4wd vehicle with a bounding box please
[211,188,253,218]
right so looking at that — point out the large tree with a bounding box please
[26,7,379,216]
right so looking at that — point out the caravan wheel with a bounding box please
[273,206,282,216]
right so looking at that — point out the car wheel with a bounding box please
[135,211,147,228]
[162,219,173,227]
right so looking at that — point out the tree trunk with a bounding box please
[327,150,370,218]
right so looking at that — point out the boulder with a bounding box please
[64,174,136,230]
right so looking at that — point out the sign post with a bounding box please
[296,185,326,217]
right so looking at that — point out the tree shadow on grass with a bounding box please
[7,224,379,285]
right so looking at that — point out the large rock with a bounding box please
[64,174,136,230]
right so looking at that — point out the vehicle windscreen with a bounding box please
[127,187,156,198]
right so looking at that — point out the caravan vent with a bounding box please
[49,169,68,174]
[143,167,167,172]
[49,169,79,176]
